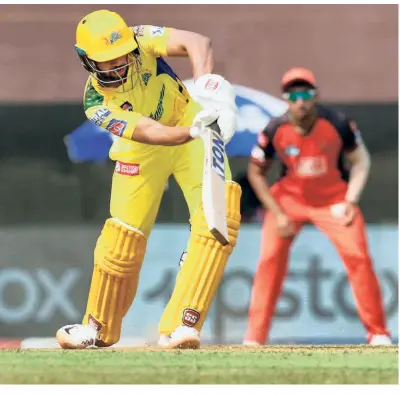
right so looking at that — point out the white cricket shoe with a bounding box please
[158,334,171,347]
[56,324,99,349]
[242,340,262,346]
[169,325,200,349]
[368,334,393,346]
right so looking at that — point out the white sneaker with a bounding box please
[368,334,393,346]
[243,340,262,346]
[169,325,200,349]
[158,334,171,347]
[56,324,99,349]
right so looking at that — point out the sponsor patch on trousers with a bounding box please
[88,314,102,331]
[182,308,200,327]
[115,161,140,176]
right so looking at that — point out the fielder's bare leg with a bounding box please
[310,204,391,345]
[57,146,171,349]
[157,137,241,349]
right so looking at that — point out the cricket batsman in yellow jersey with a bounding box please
[56,9,241,349]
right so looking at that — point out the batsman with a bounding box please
[56,9,241,349]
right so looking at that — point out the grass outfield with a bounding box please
[0,345,398,384]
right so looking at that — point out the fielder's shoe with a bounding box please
[368,334,393,346]
[242,340,262,346]
[56,324,99,349]
[168,325,200,349]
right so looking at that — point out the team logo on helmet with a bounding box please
[109,31,122,44]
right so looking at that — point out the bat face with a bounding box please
[211,132,225,180]
[202,121,229,246]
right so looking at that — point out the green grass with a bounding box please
[0,345,398,384]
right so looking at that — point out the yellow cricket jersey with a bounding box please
[83,25,201,161]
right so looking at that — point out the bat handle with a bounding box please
[209,120,221,135]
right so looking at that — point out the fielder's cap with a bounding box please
[281,67,317,91]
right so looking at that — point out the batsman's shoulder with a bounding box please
[132,25,169,45]
[83,77,105,111]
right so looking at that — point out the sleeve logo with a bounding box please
[89,109,111,126]
[150,26,164,36]
[132,25,145,37]
[106,119,128,137]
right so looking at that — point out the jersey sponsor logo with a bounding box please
[89,108,111,126]
[120,101,133,112]
[251,146,266,163]
[285,145,300,157]
[150,26,164,36]
[106,119,127,137]
[296,156,328,177]
[257,133,268,148]
[115,161,140,176]
[182,308,200,327]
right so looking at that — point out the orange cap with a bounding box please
[281,67,317,91]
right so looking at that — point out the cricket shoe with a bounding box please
[167,326,200,349]
[242,340,262,346]
[368,334,393,346]
[56,324,99,349]
[158,334,171,347]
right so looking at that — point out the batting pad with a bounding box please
[82,218,147,347]
[158,181,241,334]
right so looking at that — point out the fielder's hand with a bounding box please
[275,212,296,238]
[342,201,356,226]
[330,201,356,226]
[193,73,238,144]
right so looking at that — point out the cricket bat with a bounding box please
[202,120,229,246]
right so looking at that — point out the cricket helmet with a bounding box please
[75,10,141,88]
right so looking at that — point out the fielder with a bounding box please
[244,67,391,346]
[56,9,241,350]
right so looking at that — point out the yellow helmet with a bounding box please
[75,9,138,62]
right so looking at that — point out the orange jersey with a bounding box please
[250,105,362,206]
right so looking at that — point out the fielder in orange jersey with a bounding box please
[243,67,391,346]
[56,9,241,350]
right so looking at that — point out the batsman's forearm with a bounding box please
[345,162,371,203]
[159,126,193,146]
[187,37,213,80]
[133,117,193,145]
[248,172,284,215]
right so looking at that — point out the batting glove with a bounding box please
[193,74,237,144]
[189,108,220,139]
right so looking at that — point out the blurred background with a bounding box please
[0,4,397,347]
